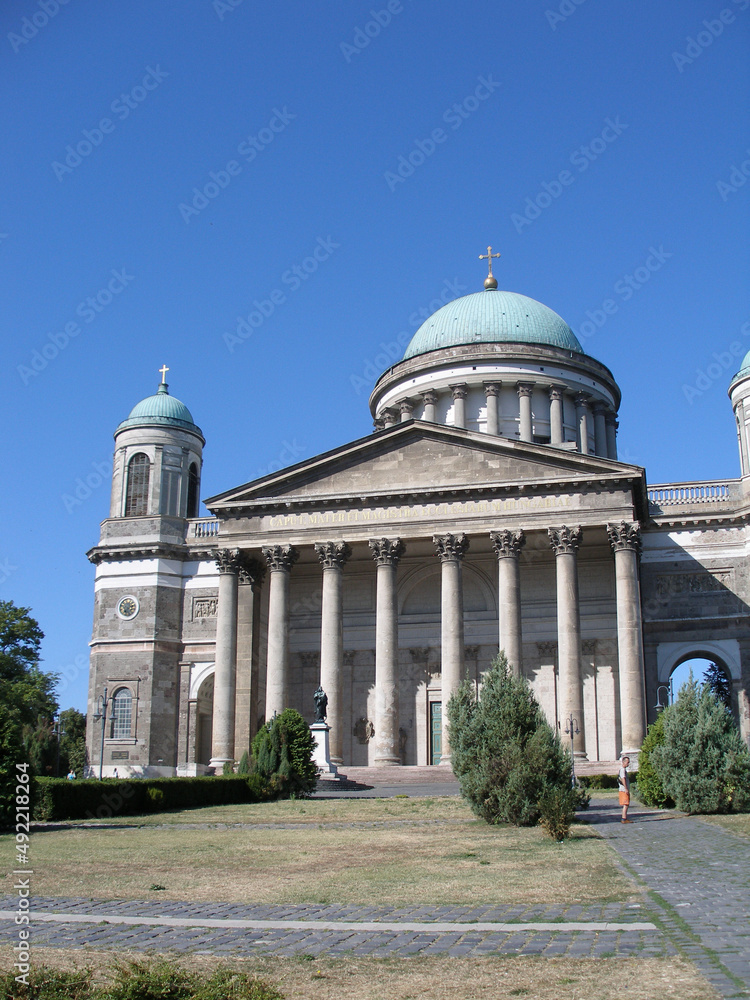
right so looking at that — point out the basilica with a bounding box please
[85,254,750,775]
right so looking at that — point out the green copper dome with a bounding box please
[116,382,202,435]
[730,349,750,389]
[403,289,583,360]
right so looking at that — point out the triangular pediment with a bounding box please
[206,421,644,512]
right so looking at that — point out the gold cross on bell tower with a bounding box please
[159,364,169,384]
[478,245,500,289]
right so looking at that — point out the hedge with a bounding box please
[578,772,638,790]
[32,774,272,822]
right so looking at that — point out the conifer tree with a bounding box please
[447,653,572,826]
[651,677,750,814]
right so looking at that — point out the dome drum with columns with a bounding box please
[84,252,750,779]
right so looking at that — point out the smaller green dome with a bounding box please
[116,383,202,435]
[730,349,750,389]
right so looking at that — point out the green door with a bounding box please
[430,702,442,765]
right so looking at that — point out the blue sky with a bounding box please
[1,1,748,714]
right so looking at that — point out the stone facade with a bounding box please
[85,289,750,776]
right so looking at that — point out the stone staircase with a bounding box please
[330,760,620,788]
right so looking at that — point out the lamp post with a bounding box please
[53,717,66,778]
[92,688,109,781]
[563,714,580,787]
[655,685,670,713]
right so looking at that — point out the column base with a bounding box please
[573,751,588,761]
[373,757,401,766]
[208,757,234,773]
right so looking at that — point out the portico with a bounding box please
[199,420,648,767]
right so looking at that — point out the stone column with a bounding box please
[314,540,352,764]
[575,393,591,455]
[517,383,534,442]
[369,538,405,764]
[593,404,608,457]
[434,533,469,765]
[549,387,564,445]
[606,414,618,460]
[177,660,192,771]
[451,384,468,429]
[399,399,414,422]
[210,548,241,770]
[236,557,265,752]
[373,417,385,431]
[607,522,647,756]
[421,389,438,423]
[262,544,299,720]
[548,526,586,757]
[382,408,398,428]
[484,382,500,435]
[490,529,526,673]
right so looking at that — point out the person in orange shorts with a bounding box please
[618,756,631,823]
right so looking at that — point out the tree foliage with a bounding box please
[704,662,732,709]
[650,677,750,814]
[0,600,56,727]
[635,710,674,808]
[251,708,317,797]
[447,653,573,827]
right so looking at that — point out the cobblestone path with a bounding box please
[586,797,750,999]
[0,895,665,961]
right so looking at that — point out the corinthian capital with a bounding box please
[433,533,469,561]
[548,525,582,555]
[369,537,405,566]
[262,544,299,572]
[238,556,266,586]
[314,540,352,569]
[490,529,526,559]
[607,521,641,554]
[450,383,468,401]
[215,548,242,573]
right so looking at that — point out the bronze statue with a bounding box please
[313,685,328,723]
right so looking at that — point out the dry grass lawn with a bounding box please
[693,812,750,839]
[6,948,721,1000]
[8,797,634,905]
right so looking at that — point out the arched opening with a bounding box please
[124,453,150,516]
[195,673,214,766]
[668,656,732,709]
[111,687,133,738]
[186,462,199,518]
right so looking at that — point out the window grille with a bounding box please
[111,688,133,739]
[124,454,150,516]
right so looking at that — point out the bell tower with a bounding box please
[86,371,206,778]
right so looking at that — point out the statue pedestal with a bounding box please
[311,722,338,779]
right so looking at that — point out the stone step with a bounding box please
[337,765,458,784]
[337,760,621,785]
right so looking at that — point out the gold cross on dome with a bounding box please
[479,245,501,279]
[159,364,169,384]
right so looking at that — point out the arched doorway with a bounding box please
[195,673,214,766]
[668,656,731,705]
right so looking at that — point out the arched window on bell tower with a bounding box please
[187,462,200,518]
[124,453,150,516]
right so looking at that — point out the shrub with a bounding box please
[237,751,251,776]
[538,785,577,841]
[447,653,572,827]
[635,711,674,808]
[0,966,93,998]
[0,961,284,1000]
[222,760,235,776]
[251,709,317,797]
[651,677,750,814]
